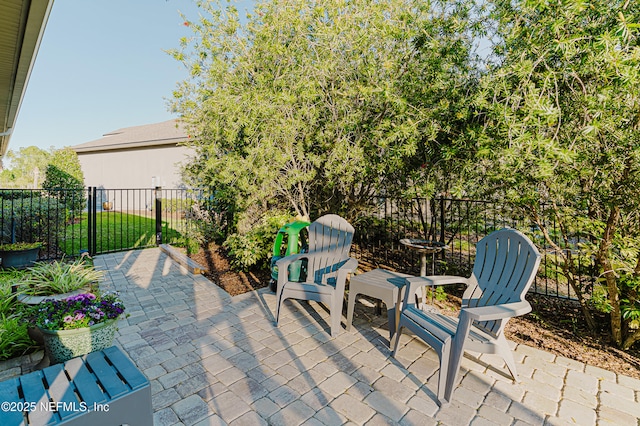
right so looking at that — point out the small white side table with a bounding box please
[346,269,413,341]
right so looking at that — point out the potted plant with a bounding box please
[0,242,41,269]
[16,258,103,305]
[28,292,126,364]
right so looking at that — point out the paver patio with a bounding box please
[3,247,640,425]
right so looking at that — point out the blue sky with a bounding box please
[10,0,254,152]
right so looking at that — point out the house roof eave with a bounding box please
[0,0,55,157]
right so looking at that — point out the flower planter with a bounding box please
[39,319,118,364]
[0,246,39,269]
[17,287,91,306]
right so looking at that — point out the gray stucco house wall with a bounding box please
[72,119,193,189]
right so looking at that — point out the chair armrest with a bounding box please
[402,276,471,307]
[275,251,342,269]
[406,275,471,287]
[276,253,356,285]
[337,257,358,274]
[275,253,307,269]
[334,257,358,294]
[460,301,532,322]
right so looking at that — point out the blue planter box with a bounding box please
[0,247,39,269]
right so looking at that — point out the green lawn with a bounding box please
[59,211,183,256]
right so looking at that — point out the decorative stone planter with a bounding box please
[38,319,118,364]
[0,246,39,269]
[17,287,91,306]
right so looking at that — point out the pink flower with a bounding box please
[63,316,74,323]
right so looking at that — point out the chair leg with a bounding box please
[346,290,358,332]
[444,315,473,402]
[495,334,519,381]
[275,284,285,327]
[330,301,343,337]
[391,325,404,356]
[436,339,451,406]
[386,307,396,343]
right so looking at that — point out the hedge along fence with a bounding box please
[0,190,72,260]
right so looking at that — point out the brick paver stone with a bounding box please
[30,249,628,426]
[556,399,596,426]
[331,393,376,424]
[364,390,410,422]
[172,394,211,424]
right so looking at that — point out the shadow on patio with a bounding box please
[96,248,640,425]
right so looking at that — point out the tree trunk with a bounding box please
[596,206,622,347]
[530,205,597,331]
[622,329,640,350]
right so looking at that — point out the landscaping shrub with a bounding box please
[0,270,37,361]
[223,210,292,271]
[0,271,20,316]
[0,314,34,361]
[42,148,86,219]
[17,258,103,296]
[0,196,65,245]
[0,189,40,200]
[154,197,194,214]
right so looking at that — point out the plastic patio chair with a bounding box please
[391,228,541,405]
[274,214,358,337]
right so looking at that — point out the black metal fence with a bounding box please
[0,187,586,299]
[352,197,590,300]
[0,187,205,259]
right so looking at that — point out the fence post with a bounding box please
[91,187,98,255]
[87,188,93,256]
[155,186,162,245]
[439,197,445,244]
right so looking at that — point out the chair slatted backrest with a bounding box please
[462,229,541,335]
[307,214,354,285]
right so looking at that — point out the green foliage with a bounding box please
[0,271,22,317]
[425,286,448,303]
[0,146,51,189]
[223,210,292,271]
[60,211,182,256]
[0,189,41,200]
[0,270,37,360]
[153,197,194,213]
[475,0,640,348]
[170,0,480,222]
[42,147,86,218]
[0,242,41,251]
[0,314,34,361]
[1,196,65,245]
[17,259,103,296]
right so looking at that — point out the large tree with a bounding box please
[0,146,51,188]
[42,147,86,218]
[476,0,640,348]
[170,0,479,224]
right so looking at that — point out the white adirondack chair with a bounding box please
[274,214,357,337]
[391,228,541,405]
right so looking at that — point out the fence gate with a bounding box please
[85,187,204,256]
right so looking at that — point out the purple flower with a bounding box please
[31,290,125,331]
